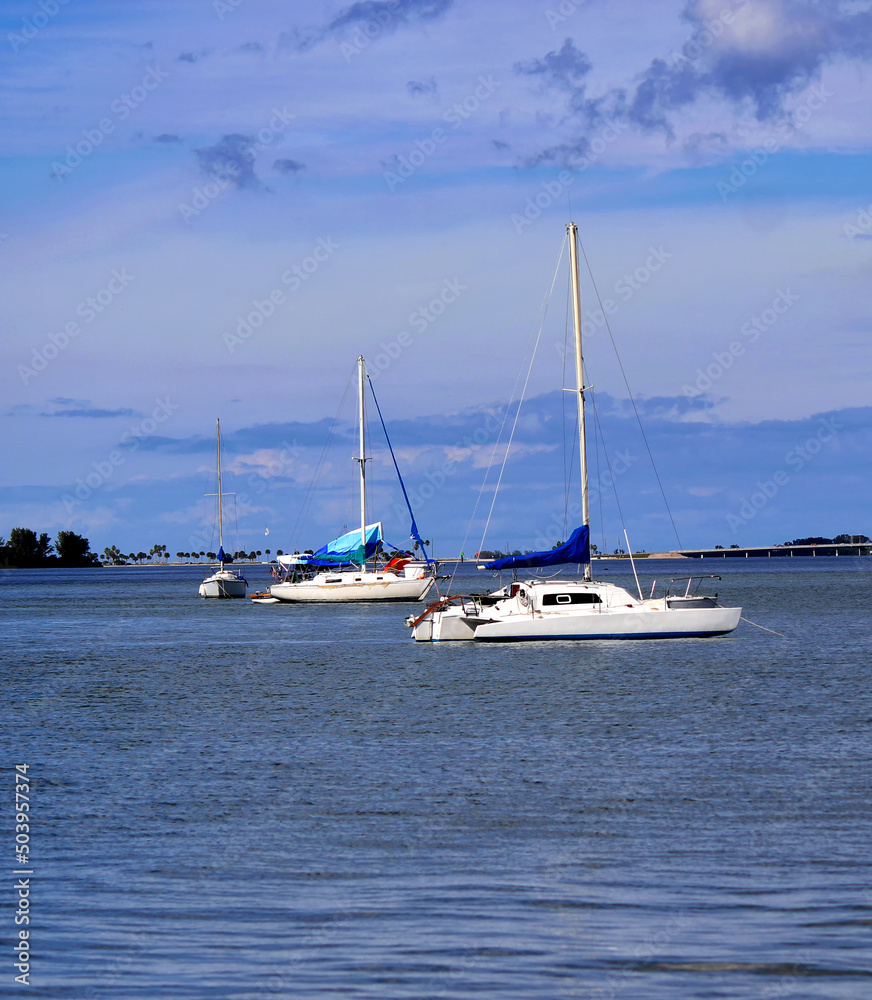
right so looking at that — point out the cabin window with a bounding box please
[326,578,342,584]
[542,592,601,606]
[376,576,383,581]
[354,577,361,581]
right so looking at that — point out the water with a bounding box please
[3,559,872,998]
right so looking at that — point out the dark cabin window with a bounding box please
[326,578,342,583]
[542,592,601,606]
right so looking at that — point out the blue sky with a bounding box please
[2,0,870,557]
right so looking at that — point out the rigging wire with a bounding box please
[577,237,683,550]
[206,422,240,558]
[450,236,568,589]
[589,387,606,556]
[219,422,243,558]
[288,366,355,554]
[476,236,568,554]
[362,389,375,533]
[366,372,431,563]
[594,397,607,556]
[561,263,573,540]
[591,392,628,552]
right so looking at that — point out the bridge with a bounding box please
[675,542,871,559]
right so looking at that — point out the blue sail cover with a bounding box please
[301,522,383,567]
[485,525,590,571]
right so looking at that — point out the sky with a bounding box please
[1,0,871,559]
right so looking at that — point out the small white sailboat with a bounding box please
[408,222,742,641]
[269,357,436,603]
[198,418,247,599]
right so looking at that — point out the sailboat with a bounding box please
[198,418,247,599]
[269,356,436,603]
[408,222,742,641]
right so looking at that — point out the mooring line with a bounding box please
[740,616,786,637]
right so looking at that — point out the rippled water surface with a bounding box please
[4,559,872,998]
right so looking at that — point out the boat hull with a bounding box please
[412,605,741,641]
[473,605,742,641]
[271,574,435,603]
[199,572,247,599]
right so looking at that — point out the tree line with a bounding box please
[782,534,869,546]
[101,545,281,564]
[1,532,284,568]
[0,528,100,568]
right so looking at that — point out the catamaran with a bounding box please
[270,357,436,603]
[408,223,742,641]
[199,418,247,599]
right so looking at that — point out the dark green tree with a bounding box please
[7,528,53,566]
[55,531,99,566]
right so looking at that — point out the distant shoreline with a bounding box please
[5,543,866,570]
[92,542,869,568]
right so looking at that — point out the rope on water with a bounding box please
[740,616,786,637]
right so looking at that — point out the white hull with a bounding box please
[271,570,435,603]
[199,570,247,599]
[470,605,740,641]
[410,580,741,641]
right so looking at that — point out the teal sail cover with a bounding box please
[302,522,383,566]
[485,525,590,571]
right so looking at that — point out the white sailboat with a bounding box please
[198,418,247,599]
[408,222,742,641]
[269,357,436,603]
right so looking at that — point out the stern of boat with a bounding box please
[407,595,487,641]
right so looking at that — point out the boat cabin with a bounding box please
[507,580,640,613]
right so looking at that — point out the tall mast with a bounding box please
[567,222,591,581]
[357,356,367,569]
[216,418,225,566]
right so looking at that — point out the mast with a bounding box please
[216,418,225,567]
[567,222,592,581]
[357,356,367,569]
